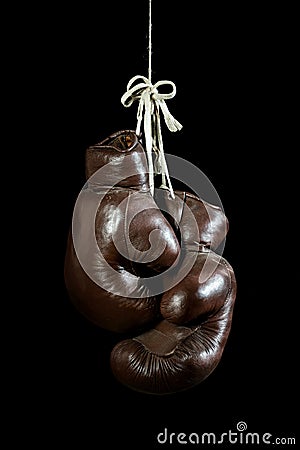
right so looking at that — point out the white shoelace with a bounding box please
[121,75,182,198]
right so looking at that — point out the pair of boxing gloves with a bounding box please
[64,129,237,395]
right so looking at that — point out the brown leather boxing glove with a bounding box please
[110,189,237,394]
[64,130,180,333]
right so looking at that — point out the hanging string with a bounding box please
[148,0,152,83]
[121,0,182,198]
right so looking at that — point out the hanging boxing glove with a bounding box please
[64,130,180,333]
[110,189,237,394]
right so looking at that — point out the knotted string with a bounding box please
[121,75,182,198]
[120,1,182,197]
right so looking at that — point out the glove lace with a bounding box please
[121,75,182,199]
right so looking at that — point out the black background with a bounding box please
[14,1,297,448]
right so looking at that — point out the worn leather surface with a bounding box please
[64,130,179,333]
[64,129,237,394]
[110,189,237,394]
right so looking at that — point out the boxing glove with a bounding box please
[64,130,180,333]
[110,189,237,394]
